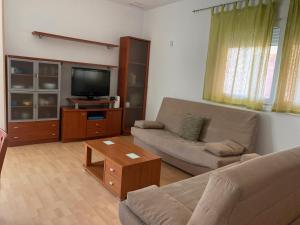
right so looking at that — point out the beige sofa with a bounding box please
[119,147,300,225]
[132,97,258,175]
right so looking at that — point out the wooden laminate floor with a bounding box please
[0,137,191,225]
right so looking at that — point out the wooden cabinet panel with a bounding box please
[62,111,87,141]
[106,110,122,136]
[8,121,59,146]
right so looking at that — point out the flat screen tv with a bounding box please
[71,67,110,99]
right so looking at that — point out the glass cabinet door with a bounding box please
[38,62,59,91]
[10,59,34,91]
[10,93,34,121]
[37,93,58,120]
[123,39,148,130]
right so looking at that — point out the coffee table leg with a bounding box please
[84,145,92,167]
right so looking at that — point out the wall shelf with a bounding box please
[8,55,118,69]
[32,31,119,49]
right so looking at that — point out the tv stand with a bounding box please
[61,106,122,142]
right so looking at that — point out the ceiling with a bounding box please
[108,0,183,9]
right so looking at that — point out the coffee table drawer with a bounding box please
[105,159,122,179]
[104,173,121,196]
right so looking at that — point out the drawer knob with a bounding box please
[96,123,99,126]
[13,137,19,139]
[51,133,56,136]
[51,124,56,127]
[96,131,100,134]
[109,181,114,186]
[109,168,115,172]
[13,126,19,129]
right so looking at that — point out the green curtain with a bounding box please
[273,0,300,113]
[203,0,276,110]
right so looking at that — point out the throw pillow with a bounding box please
[179,113,204,141]
[134,120,165,129]
[205,140,245,157]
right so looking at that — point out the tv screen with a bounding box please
[71,67,110,98]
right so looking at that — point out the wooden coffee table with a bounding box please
[83,137,161,200]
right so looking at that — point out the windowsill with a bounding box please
[201,99,300,118]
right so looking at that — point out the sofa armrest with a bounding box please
[134,120,165,129]
[240,153,261,162]
[126,185,192,225]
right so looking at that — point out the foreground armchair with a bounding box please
[119,148,300,225]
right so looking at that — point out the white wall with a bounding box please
[4,0,144,98]
[143,0,300,154]
[0,0,5,130]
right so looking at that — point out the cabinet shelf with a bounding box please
[32,31,119,48]
[39,75,58,78]
[12,106,33,108]
[129,62,147,66]
[39,105,57,108]
[11,74,33,77]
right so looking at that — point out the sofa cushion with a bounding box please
[188,147,300,225]
[161,161,240,211]
[204,140,245,157]
[179,113,204,141]
[131,127,241,169]
[134,120,165,129]
[156,98,258,152]
[126,185,192,225]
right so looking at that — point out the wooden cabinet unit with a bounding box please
[6,56,61,146]
[118,37,150,134]
[61,108,122,142]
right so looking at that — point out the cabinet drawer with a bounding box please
[104,173,121,196]
[8,121,59,141]
[86,128,105,138]
[105,159,122,180]
[8,121,59,135]
[87,120,106,130]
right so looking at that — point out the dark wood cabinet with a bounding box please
[61,108,122,142]
[118,36,150,134]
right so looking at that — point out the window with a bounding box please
[222,27,280,105]
[264,27,281,103]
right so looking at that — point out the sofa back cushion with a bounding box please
[156,98,258,152]
[188,147,300,225]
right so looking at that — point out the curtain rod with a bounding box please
[192,0,278,13]
[192,0,245,13]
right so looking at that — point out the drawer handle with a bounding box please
[51,133,56,136]
[13,137,19,139]
[51,124,56,127]
[109,168,115,172]
[109,181,114,186]
[13,126,19,129]
[95,131,100,134]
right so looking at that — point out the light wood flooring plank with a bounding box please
[0,137,191,225]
